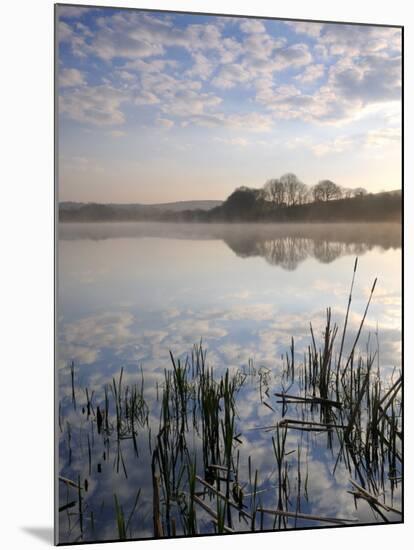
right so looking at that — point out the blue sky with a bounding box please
[57,5,402,203]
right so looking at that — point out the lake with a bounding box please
[57,222,402,543]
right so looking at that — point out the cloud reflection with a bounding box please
[57,221,401,542]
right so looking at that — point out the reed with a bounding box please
[58,261,402,542]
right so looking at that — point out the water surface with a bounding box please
[57,222,402,543]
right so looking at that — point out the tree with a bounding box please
[280,173,304,206]
[340,187,353,199]
[296,181,310,204]
[221,186,262,219]
[353,187,368,197]
[264,178,286,206]
[312,180,342,202]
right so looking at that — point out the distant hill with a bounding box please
[60,200,222,215]
[59,190,401,223]
[147,200,223,212]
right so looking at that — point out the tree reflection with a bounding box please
[221,224,401,270]
[60,221,401,272]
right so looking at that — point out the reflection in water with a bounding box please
[57,221,402,543]
[60,222,401,271]
[58,338,402,543]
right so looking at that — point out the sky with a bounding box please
[57,5,402,203]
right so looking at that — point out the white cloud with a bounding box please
[186,52,214,80]
[257,52,401,124]
[365,127,400,147]
[308,126,400,157]
[58,6,96,18]
[310,136,354,156]
[295,63,325,84]
[156,118,174,129]
[250,25,401,124]
[328,53,401,104]
[59,311,136,364]
[212,63,252,89]
[70,12,228,61]
[59,68,85,88]
[58,13,401,130]
[211,40,311,92]
[320,24,401,58]
[124,58,177,73]
[286,21,324,38]
[60,85,129,126]
[186,111,273,132]
[243,33,287,64]
[133,91,159,106]
[214,137,249,147]
[132,69,223,118]
[58,20,73,43]
[88,28,165,60]
[240,19,267,34]
[162,88,222,117]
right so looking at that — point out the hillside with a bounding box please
[208,189,402,223]
[59,200,223,222]
[59,190,401,223]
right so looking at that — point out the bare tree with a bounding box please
[341,187,353,199]
[264,178,286,206]
[353,187,368,197]
[312,180,342,202]
[280,173,304,206]
[296,182,310,204]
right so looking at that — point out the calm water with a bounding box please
[57,222,402,543]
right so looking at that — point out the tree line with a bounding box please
[59,174,400,223]
[260,173,367,207]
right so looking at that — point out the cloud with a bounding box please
[319,24,401,57]
[212,63,252,89]
[240,19,267,34]
[68,12,228,62]
[58,6,96,18]
[89,31,164,60]
[58,12,401,130]
[124,58,177,73]
[252,25,401,124]
[59,68,85,88]
[162,88,222,117]
[214,137,249,147]
[309,126,400,157]
[186,52,214,80]
[365,127,400,147]
[310,136,354,156]
[156,117,174,129]
[328,53,401,104]
[60,85,129,126]
[277,43,313,66]
[59,311,136,365]
[61,156,104,173]
[294,63,325,84]
[286,21,324,38]
[58,20,73,43]
[130,69,222,118]
[256,83,315,119]
[186,111,273,132]
[202,303,277,322]
[133,90,159,106]
[257,54,400,124]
